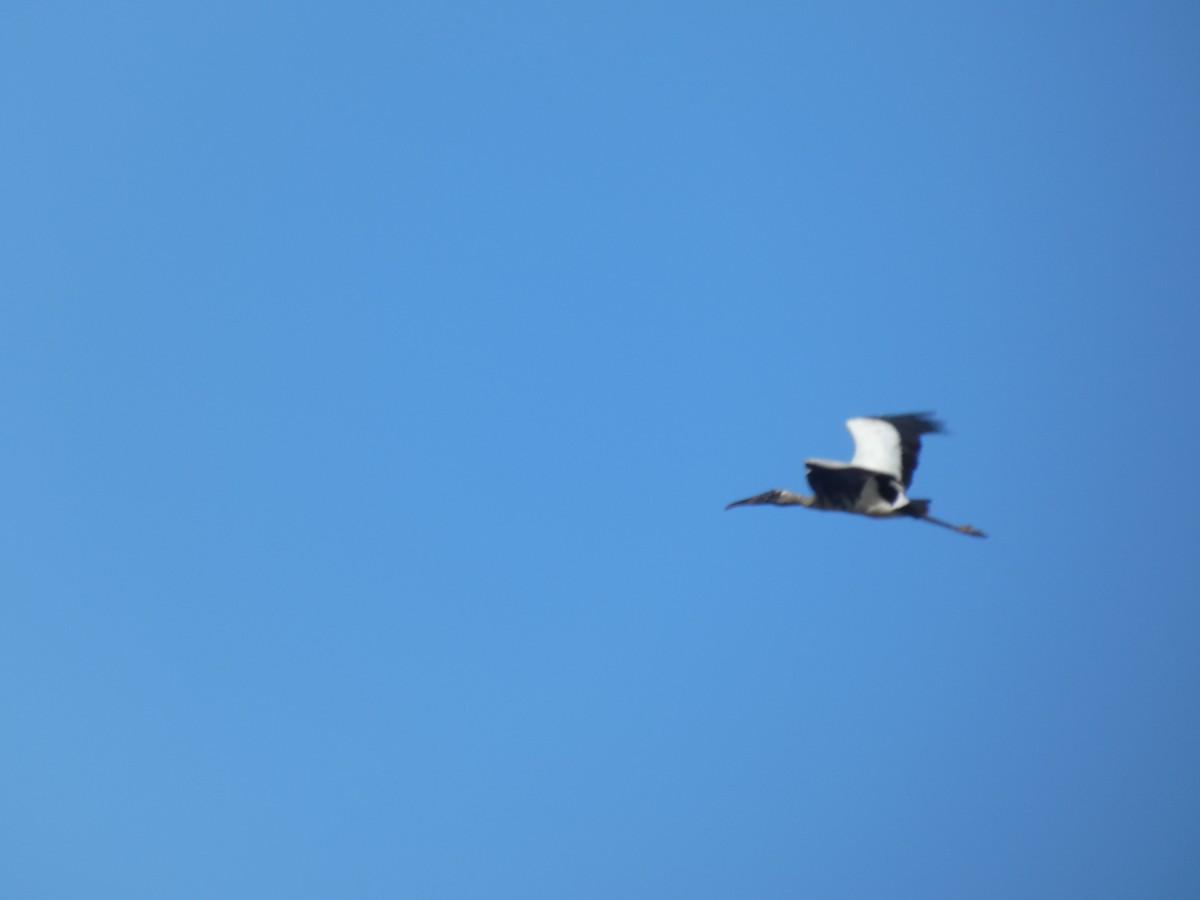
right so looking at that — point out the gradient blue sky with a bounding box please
[4,2,1200,897]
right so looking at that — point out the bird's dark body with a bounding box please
[804,464,931,517]
[805,464,899,511]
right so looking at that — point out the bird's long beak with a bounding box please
[724,491,773,510]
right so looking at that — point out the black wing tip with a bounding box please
[869,412,945,435]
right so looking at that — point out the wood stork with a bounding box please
[725,413,986,538]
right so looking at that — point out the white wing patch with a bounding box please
[846,417,903,480]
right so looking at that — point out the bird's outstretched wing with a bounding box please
[847,413,942,488]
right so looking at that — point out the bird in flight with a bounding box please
[725,413,986,538]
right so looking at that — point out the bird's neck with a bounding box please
[783,492,817,507]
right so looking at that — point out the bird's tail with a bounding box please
[902,498,930,518]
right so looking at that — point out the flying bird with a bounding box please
[725,413,986,538]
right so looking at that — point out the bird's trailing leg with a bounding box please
[918,513,987,538]
[724,489,814,510]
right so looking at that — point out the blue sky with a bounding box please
[4,2,1199,897]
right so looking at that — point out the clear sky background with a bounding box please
[4,2,1199,898]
